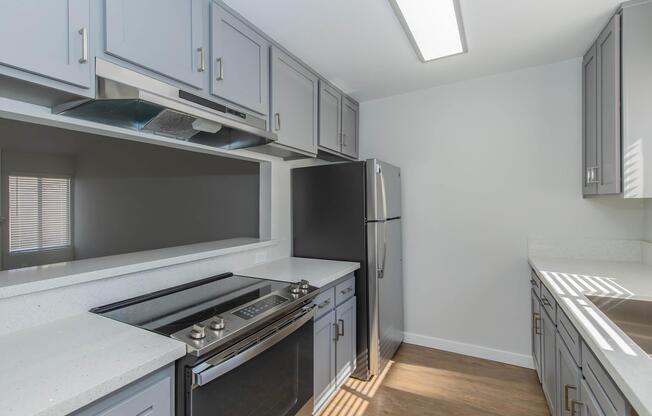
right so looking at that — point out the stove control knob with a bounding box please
[210,316,225,330]
[190,324,206,340]
[290,283,301,294]
[299,280,310,290]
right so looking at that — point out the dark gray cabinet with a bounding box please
[270,46,319,156]
[532,290,543,383]
[105,0,205,89]
[341,97,359,159]
[556,335,580,416]
[582,14,621,196]
[72,365,173,416]
[0,0,91,89]
[210,2,269,115]
[319,81,342,153]
[312,276,357,414]
[541,308,557,416]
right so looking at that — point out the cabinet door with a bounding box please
[541,309,557,416]
[319,81,342,153]
[578,379,606,416]
[556,335,581,416]
[532,290,543,383]
[210,2,269,115]
[335,296,356,384]
[270,46,319,155]
[583,44,599,196]
[0,0,91,88]
[105,0,204,88]
[596,15,622,195]
[341,97,359,159]
[313,310,336,411]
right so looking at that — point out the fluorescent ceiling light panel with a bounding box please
[390,0,467,62]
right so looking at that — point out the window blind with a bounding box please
[8,175,71,253]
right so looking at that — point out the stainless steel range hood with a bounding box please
[53,59,276,150]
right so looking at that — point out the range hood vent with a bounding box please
[53,59,276,150]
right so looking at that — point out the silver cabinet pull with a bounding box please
[274,113,281,131]
[332,323,339,341]
[530,278,538,287]
[337,319,344,337]
[533,313,541,335]
[342,133,347,147]
[317,299,331,309]
[541,297,551,307]
[564,384,577,411]
[340,287,353,295]
[197,47,206,72]
[216,57,224,80]
[587,166,599,184]
[570,400,584,416]
[78,27,88,63]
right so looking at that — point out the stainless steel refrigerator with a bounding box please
[292,159,404,380]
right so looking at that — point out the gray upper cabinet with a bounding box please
[582,13,621,198]
[596,15,621,195]
[105,0,205,89]
[583,44,598,196]
[270,46,319,156]
[335,296,356,381]
[0,0,91,88]
[341,97,359,159]
[210,2,269,115]
[319,81,342,153]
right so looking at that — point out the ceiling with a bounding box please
[224,0,623,102]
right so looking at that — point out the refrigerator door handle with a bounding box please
[378,167,388,278]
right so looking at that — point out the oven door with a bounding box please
[188,306,315,416]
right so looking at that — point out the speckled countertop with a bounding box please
[0,313,186,416]
[529,255,652,416]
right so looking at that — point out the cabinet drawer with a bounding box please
[540,283,557,322]
[581,343,627,416]
[529,269,541,296]
[335,275,355,305]
[557,307,581,366]
[314,287,335,319]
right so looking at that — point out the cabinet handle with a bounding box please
[332,323,339,341]
[340,287,353,295]
[587,166,599,184]
[216,57,224,80]
[197,47,206,72]
[530,278,538,287]
[541,297,551,307]
[570,400,584,416]
[78,27,88,64]
[533,313,541,335]
[317,299,331,309]
[337,319,344,337]
[564,384,577,411]
[342,133,347,147]
[274,113,281,131]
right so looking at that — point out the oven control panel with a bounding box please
[233,294,287,320]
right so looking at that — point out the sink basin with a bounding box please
[587,295,652,356]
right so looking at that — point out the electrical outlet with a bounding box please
[255,251,267,264]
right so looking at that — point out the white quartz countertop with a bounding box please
[0,313,186,416]
[529,255,652,416]
[236,257,360,288]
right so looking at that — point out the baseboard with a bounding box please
[404,332,534,369]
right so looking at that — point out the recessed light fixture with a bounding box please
[389,0,467,62]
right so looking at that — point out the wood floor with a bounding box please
[319,343,550,416]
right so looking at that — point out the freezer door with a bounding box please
[366,218,404,376]
[366,159,401,221]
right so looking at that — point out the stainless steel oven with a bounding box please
[188,305,314,416]
[91,272,319,416]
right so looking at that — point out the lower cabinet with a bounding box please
[532,289,543,383]
[71,364,174,416]
[313,277,357,415]
[541,306,557,415]
[556,334,581,416]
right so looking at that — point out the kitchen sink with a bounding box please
[587,295,652,356]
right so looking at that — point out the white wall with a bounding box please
[359,58,645,366]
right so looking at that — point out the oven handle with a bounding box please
[193,305,315,387]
